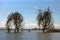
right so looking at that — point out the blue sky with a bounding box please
[0,0,60,29]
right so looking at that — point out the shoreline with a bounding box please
[0,29,60,32]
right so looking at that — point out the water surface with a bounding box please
[0,30,60,40]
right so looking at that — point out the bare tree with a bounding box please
[37,9,43,29]
[6,12,23,33]
[37,7,54,32]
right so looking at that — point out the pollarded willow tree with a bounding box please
[37,7,54,32]
[6,12,23,33]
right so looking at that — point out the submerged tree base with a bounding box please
[46,29,60,32]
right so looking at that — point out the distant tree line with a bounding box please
[6,7,54,33]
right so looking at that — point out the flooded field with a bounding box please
[0,30,60,40]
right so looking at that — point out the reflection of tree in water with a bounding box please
[6,32,23,40]
[37,32,51,40]
[6,12,23,33]
[37,7,54,32]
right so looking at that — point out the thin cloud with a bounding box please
[0,19,60,29]
[25,23,38,29]
[0,20,6,24]
[0,20,6,28]
[54,21,60,29]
